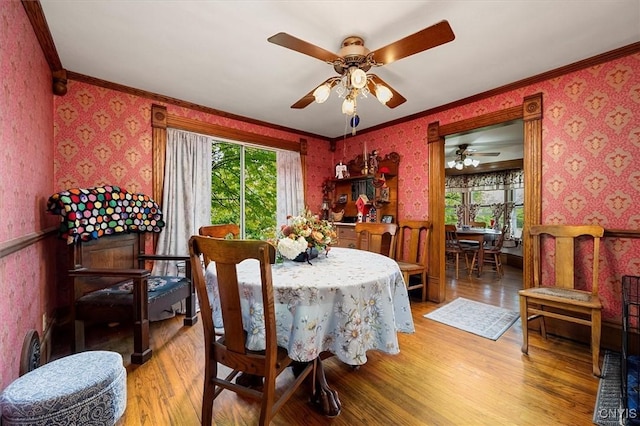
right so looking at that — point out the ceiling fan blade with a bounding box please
[368,74,406,109]
[268,32,339,63]
[291,78,337,109]
[468,152,501,157]
[370,20,455,65]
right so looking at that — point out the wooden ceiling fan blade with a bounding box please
[267,32,339,63]
[291,78,337,109]
[368,74,406,108]
[468,152,501,157]
[371,20,455,65]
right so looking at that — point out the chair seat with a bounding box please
[396,261,422,273]
[519,287,601,308]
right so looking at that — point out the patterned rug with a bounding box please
[593,351,623,426]
[423,297,519,340]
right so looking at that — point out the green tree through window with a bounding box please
[211,142,277,239]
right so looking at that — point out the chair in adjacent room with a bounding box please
[519,224,604,377]
[470,221,486,228]
[468,225,507,277]
[394,220,431,301]
[188,236,316,426]
[444,224,471,279]
[355,222,398,258]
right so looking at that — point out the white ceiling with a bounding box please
[40,1,639,140]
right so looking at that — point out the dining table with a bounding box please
[205,246,415,417]
[456,227,502,276]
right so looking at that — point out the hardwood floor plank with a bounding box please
[53,264,601,425]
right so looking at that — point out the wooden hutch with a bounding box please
[329,151,400,248]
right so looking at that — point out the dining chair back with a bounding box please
[198,224,240,267]
[395,220,431,301]
[518,224,604,376]
[355,222,398,258]
[470,221,486,228]
[468,225,507,277]
[444,224,471,279]
[188,236,315,425]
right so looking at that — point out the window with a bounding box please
[445,168,524,237]
[211,141,277,239]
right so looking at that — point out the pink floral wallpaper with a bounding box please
[2,0,638,392]
[339,53,640,321]
[0,2,56,390]
[53,85,330,203]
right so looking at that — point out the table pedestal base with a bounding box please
[311,359,341,417]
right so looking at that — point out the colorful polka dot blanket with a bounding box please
[47,185,165,244]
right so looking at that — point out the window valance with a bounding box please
[446,169,524,192]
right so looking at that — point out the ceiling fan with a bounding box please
[448,144,500,170]
[267,20,455,115]
[455,144,501,157]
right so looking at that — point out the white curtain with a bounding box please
[276,150,304,226]
[153,128,212,276]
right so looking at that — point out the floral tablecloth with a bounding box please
[205,247,415,365]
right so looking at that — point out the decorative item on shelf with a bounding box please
[379,187,390,203]
[335,162,348,179]
[276,208,336,264]
[381,215,394,224]
[368,206,377,223]
[356,194,370,223]
[337,194,348,204]
[321,199,330,220]
[330,209,344,222]
[369,150,379,175]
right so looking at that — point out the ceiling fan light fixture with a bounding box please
[455,162,464,170]
[313,83,331,104]
[463,157,472,166]
[375,84,393,105]
[342,98,356,116]
[350,68,367,89]
[472,159,480,167]
[447,160,456,168]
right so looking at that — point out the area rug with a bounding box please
[593,350,623,426]
[423,297,519,340]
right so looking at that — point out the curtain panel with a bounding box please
[276,151,304,227]
[153,129,213,276]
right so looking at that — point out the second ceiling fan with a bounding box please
[267,20,455,115]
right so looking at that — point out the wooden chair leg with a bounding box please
[454,253,459,279]
[592,309,602,377]
[421,271,427,302]
[520,295,529,354]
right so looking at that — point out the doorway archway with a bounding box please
[426,93,542,302]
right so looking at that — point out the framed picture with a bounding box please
[381,215,393,223]
[338,194,348,204]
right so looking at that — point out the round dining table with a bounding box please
[205,246,415,417]
[206,246,415,365]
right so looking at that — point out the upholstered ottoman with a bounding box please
[0,350,127,425]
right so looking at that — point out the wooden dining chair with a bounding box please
[188,236,316,426]
[468,225,507,277]
[354,222,398,258]
[444,224,471,279]
[395,220,431,301]
[470,221,486,228]
[198,224,240,266]
[519,224,604,377]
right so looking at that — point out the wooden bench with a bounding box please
[66,232,197,364]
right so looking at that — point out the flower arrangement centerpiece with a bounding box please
[277,208,337,263]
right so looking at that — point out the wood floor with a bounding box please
[53,264,601,425]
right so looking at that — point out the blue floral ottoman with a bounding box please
[0,351,126,425]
